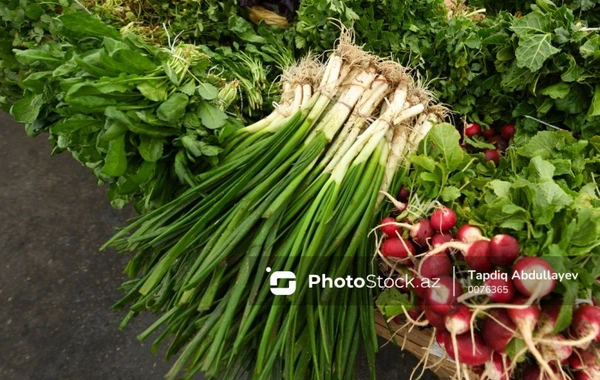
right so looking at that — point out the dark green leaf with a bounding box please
[375,288,412,318]
[10,94,43,123]
[197,82,219,100]
[540,82,570,99]
[15,49,62,65]
[588,85,600,117]
[103,134,127,176]
[515,33,559,72]
[59,13,119,40]
[553,281,577,333]
[25,3,44,20]
[555,84,588,114]
[518,131,562,159]
[510,12,552,37]
[197,101,228,130]
[22,71,52,93]
[157,93,189,124]
[200,144,222,156]
[411,155,436,172]
[561,55,586,82]
[427,123,464,171]
[163,63,179,85]
[506,338,527,363]
[137,81,168,102]
[112,49,158,74]
[441,186,461,202]
[580,36,600,60]
[138,136,163,162]
[100,121,128,142]
[103,37,129,54]
[179,81,197,96]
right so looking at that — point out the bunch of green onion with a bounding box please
[104,35,444,379]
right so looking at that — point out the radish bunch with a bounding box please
[377,199,599,380]
[462,122,515,166]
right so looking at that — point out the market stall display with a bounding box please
[2,0,600,379]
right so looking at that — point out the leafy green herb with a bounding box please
[376,288,413,319]
[8,12,243,211]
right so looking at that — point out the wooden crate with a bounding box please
[374,312,456,379]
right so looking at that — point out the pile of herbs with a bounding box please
[0,0,81,111]
[467,0,600,23]
[9,12,244,211]
[293,0,600,138]
[85,0,294,118]
[60,0,600,138]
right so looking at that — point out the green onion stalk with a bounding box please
[103,35,446,380]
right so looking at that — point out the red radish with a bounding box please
[574,372,593,380]
[464,240,493,272]
[537,300,563,336]
[482,127,497,138]
[425,276,463,315]
[488,135,509,151]
[424,234,493,271]
[569,349,588,370]
[523,367,551,380]
[432,233,453,246]
[390,219,434,246]
[424,306,446,329]
[471,365,485,376]
[394,275,411,293]
[501,123,516,140]
[481,309,517,354]
[456,224,485,244]
[412,277,428,297]
[444,304,478,380]
[571,305,600,346]
[407,307,423,322]
[569,347,599,370]
[464,122,481,137]
[540,333,573,363]
[484,149,501,165]
[381,237,415,259]
[484,271,515,303]
[512,257,556,298]
[523,366,569,380]
[418,252,452,279]
[431,233,453,255]
[571,347,600,380]
[522,367,541,380]
[435,329,448,348]
[410,219,434,246]
[444,304,472,335]
[427,225,488,253]
[393,306,423,324]
[430,206,457,232]
[483,353,511,380]
[394,202,407,214]
[443,332,492,366]
[508,297,559,380]
[507,296,541,326]
[380,216,400,237]
[489,234,520,267]
[397,186,410,202]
